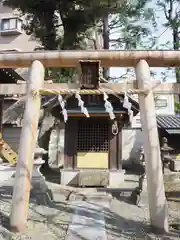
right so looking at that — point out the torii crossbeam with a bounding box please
[0,50,180,68]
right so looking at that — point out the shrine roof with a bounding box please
[66,107,128,114]
[42,93,140,117]
[157,115,180,129]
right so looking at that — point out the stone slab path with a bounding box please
[66,199,109,240]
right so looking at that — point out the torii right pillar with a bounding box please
[135,60,168,233]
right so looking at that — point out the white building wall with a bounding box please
[0,4,39,51]
[122,128,143,164]
[122,93,175,164]
[0,4,40,51]
[0,3,42,80]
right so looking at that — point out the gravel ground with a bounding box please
[104,176,180,240]
[0,179,73,240]
[105,194,180,240]
[0,175,180,240]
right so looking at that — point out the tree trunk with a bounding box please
[173,28,180,102]
[38,10,58,50]
[0,96,4,131]
[173,29,180,82]
[103,15,110,79]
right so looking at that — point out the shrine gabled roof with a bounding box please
[42,93,140,117]
[157,115,180,129]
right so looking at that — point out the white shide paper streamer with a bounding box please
[123,93,133,123]
[103,92,115,120]
[58,95,68,122]
[75,93,90,118]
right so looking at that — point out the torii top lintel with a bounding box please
[0,50,180,68]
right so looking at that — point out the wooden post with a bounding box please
[0,96,4,132]
[135,60,168,233]
[10,60,45,232]
[0,96,4,158]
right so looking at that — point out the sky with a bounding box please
[109,1,177,83]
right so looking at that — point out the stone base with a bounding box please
[108,170,125,188]
[173,160,180,172]
[164,172,180,182]
[31,167,54,205]
[61,170,79,186]
[79,170,108,186]
[60,169,125,187]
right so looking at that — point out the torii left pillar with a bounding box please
[10,60,45,232]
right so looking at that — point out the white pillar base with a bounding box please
[108,170,125,188]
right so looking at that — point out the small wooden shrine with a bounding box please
[51,61,139,187]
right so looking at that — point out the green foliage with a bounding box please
[110,0,156,49]
[3,0,125,81]
[156,0,180,82]
[3,0,59,49]
[3,0,121,50]
[2,0,155,82]
[174,98,180,113]
[47,68,78,83]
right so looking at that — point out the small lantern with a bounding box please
[31,147,54,204]
[161,137,174,173]
[32,147,47,190]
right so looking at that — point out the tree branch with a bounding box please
[110,38,122,42]
[164,4,170,20]
[169,0,173,19]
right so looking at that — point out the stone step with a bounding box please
[67,191,111,201]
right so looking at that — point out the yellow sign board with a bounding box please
[77,152,108,169]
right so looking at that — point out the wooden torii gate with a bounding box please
[2,50,180,234]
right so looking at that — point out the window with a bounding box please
[2,18,16,30]
[77,119,109,152]
[1,17,22,35]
